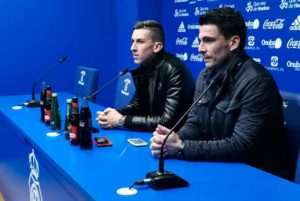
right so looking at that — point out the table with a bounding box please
[1,93,300,201]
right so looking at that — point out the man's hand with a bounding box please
[96,108,123,129]
[150,124,182,157]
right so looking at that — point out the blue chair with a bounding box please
[281,91,300,184]
[73,66,99,102]
[114,72,135,108]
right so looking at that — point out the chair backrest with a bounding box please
[114,72,135,108]
[73,66,99,102]
[281,91,300,184]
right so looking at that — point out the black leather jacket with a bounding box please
[178,50,292,180]
[117,51,195,131]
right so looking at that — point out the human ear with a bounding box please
[153,42,163,53]
[229,35,240,51]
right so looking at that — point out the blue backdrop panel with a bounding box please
[161,0,300,93]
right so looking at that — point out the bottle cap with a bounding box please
[66,98,72,103]
[52,93,58,97]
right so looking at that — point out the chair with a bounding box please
[73,66,99,102]
[281,91,300,184]
[114,72,135,108]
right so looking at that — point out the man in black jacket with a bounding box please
[150,7,293,180]
[97,20,195,131]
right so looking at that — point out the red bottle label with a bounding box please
[70,126,78,140]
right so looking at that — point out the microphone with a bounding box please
[86,68,129,100]
[85,68,129,133]
[25,56,68,107]
[131,72,221,190]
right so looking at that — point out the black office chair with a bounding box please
[73,66,99,102]
[281,91,300,184]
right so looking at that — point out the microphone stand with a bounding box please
[131,73,221,190]
[26,56,68,108]
[85,68,129,133]
[86,69,129,101]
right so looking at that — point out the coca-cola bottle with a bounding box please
[79,97,93,150]
[40,82,47,122]
[70,97,80,145]
[50,93,61,130]
[64,98,72,140]
[44,86,52,125]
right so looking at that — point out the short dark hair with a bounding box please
[134,20,165,45]
[199,7,247,49]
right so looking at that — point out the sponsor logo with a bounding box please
[176,37,188,46]
[194,7,209,16]
[263,19,285,30]
[176,52,189,61]
[248,36,255,46]
[253,58,261,63]
[261,38,282,49]
[271,56,279,67]
[279,0,300,10]
[289,15,300,30]
[246,1,270,12]
[287,60,300,70]
[78,70,86,86]
[287,38,300,49]
[245,19,260,29]
[121,78,131,96]
[245,36,260,50]
[174,9,189,17]
[175,0,188,3]
[191,37,199,48]
[266,56,284,71]
[219,4,235,8]
[29,149,43,201]
[178,22,186,33]
[187,24,200,30]
[190,53,203,62]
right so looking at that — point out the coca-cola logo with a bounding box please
[176,37,188,45]
[287,38,300,49]
[263,19,285,29]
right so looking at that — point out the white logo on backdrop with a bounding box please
[279,0,300,10]
[287,60,300,70]
[121,78,131,96]
[219,4,235,8]
[248,36,255,46]
[176,53,188,61]
[176,37,188,46]
[192,37,200,48]
[253,58,262,63]
[78,70,86,86]
[261,38,282,49]
[271,56,279,67]
[190,53,203,62]
[289,15,300,30]
[263,19,285,29]
[187,24,200,30]
[174,0,188,3]
[246,1,270,12]
[246,19,260,29]
[178,22,186,32]
[287,38,300,49]
[174,9,189,17]
[28,149,43,201]
[194,7,209,16]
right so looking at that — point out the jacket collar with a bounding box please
[131,51,164,76]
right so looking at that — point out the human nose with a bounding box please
[130,42,136,52]
[198,41,206,54]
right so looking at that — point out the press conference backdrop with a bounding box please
[161,0,300,94]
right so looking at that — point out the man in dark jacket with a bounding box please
[97,20,195,131]
[150,7,293,180]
